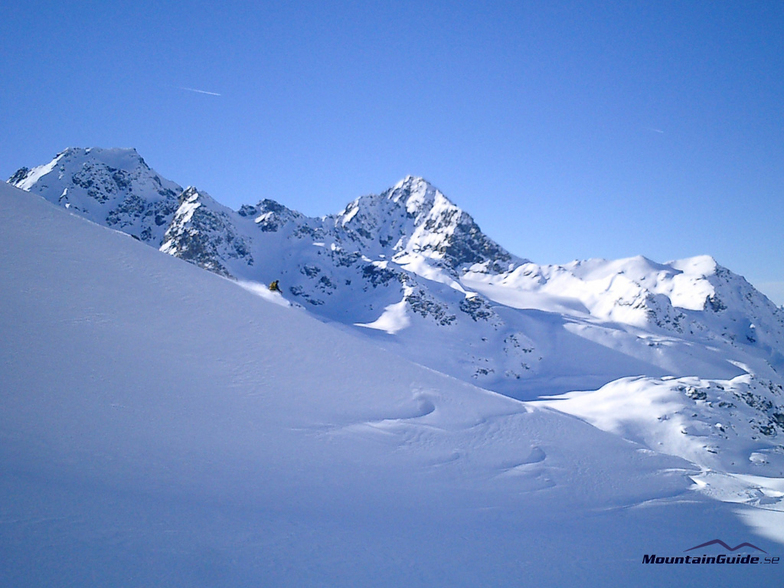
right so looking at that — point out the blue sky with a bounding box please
[2,1,782,304]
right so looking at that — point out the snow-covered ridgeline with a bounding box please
[9,147,784,402]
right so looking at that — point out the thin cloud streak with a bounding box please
[177,86,222,97]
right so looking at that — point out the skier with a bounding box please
[269,280,280,292]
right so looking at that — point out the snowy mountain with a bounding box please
[10,147,183,245]
[3,175,784,587]
[8,148,784,520]
[11,148,784,390]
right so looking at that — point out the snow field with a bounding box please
[2,180,783,586]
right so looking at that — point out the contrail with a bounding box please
[177,86,222,97]
[645,127,665,134]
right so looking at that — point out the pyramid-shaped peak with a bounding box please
[386,176,460,217]
[391,175,432,190]
[389,175,439,198]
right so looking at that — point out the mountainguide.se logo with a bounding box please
[642,539,780,565]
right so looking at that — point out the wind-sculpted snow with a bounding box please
[538,373,784,514]
[3,176,784,585]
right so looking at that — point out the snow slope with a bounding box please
[2,181,783,586]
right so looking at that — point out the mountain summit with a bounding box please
[333,175,521,273]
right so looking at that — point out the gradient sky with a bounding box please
[2,1,782,304]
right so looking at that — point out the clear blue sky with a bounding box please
[2,1,782,304]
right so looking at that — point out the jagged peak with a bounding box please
[391,175,431,191]
[327,176,518,271]
[236,197,302,218]
[179,186,201,203]
[334,177,468,239]
[176,186,227,210]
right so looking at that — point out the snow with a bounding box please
[339,200,359,224]
[356,297,411,334]
[3,178,784,586]
[177,188,202,222]
[536,373,784,523]
[12,156,58,190]
[9,147,184,248]
[393,252,468,292]
[11,150,784,427]
[236,280,293,307]
[160,194,202,255]
[463,254,721,321]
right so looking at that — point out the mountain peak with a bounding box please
[386,176,448,216]
[9,146,175,196]
[179,185,219,206]
[55,146,150,171]
[391,175,432,191]
[328,177,519,273]
[9,146,183,245]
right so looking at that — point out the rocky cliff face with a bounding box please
[160,187,253,278]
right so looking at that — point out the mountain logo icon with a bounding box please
[684,540,767,554]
